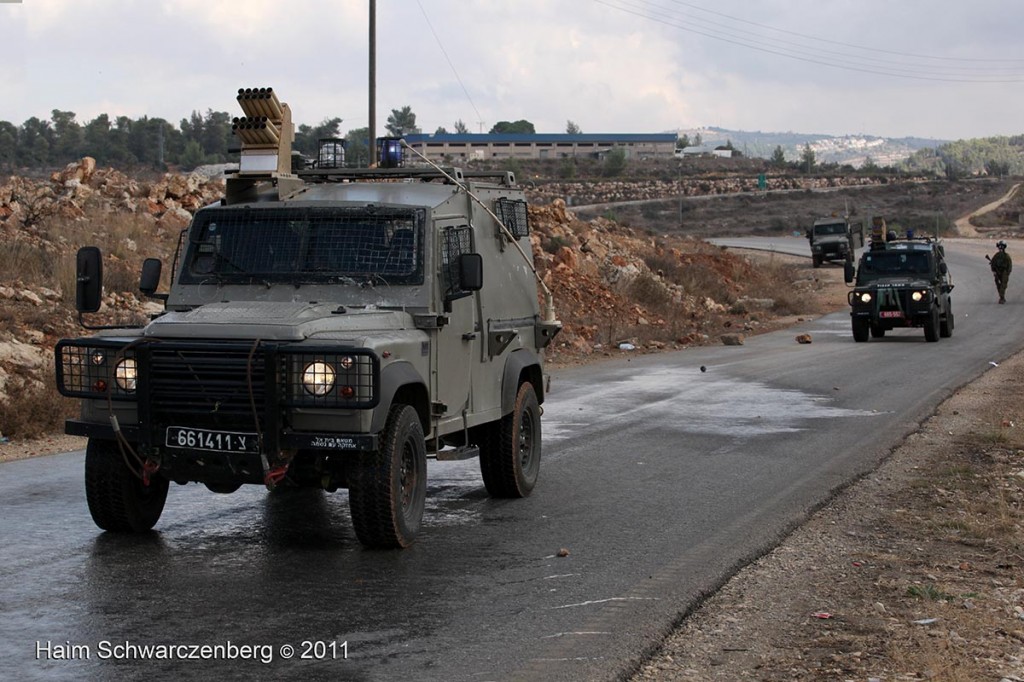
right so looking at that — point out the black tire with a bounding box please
[852,317,870,343]
[870,324,886,338]
[349,404,426,549]
[940,302,953,338]
[85,439,168,532]
[812,254,822,268]
[924,306,940,342]
[479,382,541,498]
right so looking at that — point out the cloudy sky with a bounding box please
[4,0,1023,141]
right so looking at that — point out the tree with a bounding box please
[434,126,449,135]
[692,133,702,147]
[18,117,53,167]
[385,106,420,137]
[0,121,17,170]
[985,158,1011,178]
[489,120,535,134]
[566,120,582,135]
[676,134,690,149]
[453,119,470,134]
[293,117,344,158]
[345,126,370,167]
[50,110,82,163]
[180,140,206,169]
[82,114,112,164]
[770,145,787,168]
[801,143,816,173]
[558,157,576,179]
[603,147,626,177]
[109,116,135,166]
[199,110,232,162]
[180,111,205,149]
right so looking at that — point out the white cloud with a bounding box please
[3,0,1023,140]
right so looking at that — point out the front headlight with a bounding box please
[859,292,872,303]
[911,291,923,302]
[115,358,137,392]
[302,361,336,396]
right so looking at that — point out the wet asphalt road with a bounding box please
[3,239,1022,681]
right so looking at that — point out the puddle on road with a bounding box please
[544,366,875,440]
[425,366,877,526]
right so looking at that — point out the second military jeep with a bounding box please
[846,229,954,343]
[807,216,853,268]
[54,88,561,549]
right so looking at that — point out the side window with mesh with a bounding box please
[494,198,529,239]
[441,225,473,302]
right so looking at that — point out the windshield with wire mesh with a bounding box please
[858,250,933,280]
[813,222,846,236]
[180,206,424,285]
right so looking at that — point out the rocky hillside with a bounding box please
[0,158,838,439]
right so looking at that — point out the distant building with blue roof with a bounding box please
[402,133,677,162]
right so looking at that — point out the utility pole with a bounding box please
[368,0,377,167]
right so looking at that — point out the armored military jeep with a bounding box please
[845,227,953,343]
[806,216,860,268]
[54,88,561,548]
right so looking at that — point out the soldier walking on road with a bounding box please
[989,240,1012,304]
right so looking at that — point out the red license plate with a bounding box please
[879,310,903,319]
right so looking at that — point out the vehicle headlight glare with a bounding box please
[859,292,872,303]
[911,291,923,302]
[302,361,336,396]
[115,358,137,392]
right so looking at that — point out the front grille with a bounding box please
[145,343,267,427]
[140,342,380,430]
[877,288,911,311]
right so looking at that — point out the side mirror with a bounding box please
[457,253,483,291]
[843,260,855,284]
[75,246,103,313]
[139,258,167,300]
[938,262,948,275]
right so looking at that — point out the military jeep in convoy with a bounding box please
[54,88,561,548]
[845,221,953,343]
[806,215,862,268]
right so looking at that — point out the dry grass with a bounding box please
[0,238,58,284]
[5,209,175,300]
[0,372,77,440]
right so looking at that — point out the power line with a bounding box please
[660,0,1024,64]
[614,0,1023,75]
[416,0,485,130]
[592,0,1024,83]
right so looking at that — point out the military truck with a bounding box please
[806,215,863,268]
[54,88,561,548]
[845,219,954,343]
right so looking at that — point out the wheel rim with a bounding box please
[399,439,418,512]
[518,406,536,471]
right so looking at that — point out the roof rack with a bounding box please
[295,166,518,188]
